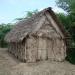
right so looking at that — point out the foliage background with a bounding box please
[56,0,75,64]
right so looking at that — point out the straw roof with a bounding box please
[5,7,69,43]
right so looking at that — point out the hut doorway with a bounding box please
[37,38,47,60]
[47,39,55,60]
[26,37,37,62]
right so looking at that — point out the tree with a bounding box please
[56,0,75,64]
[0,23,14,47]
[56,0,75,14]
[16,9,38,21]
[56,0,75,29]
[56,0,75,28]
[56,0,75,43]
[57,13,71,30]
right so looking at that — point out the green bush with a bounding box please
[0,24,14,48]
[66,48,75,64]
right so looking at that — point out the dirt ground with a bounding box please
[0,48,75,75]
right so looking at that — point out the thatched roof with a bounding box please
[5,7,69,43]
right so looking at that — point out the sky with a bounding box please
[0,0,65,24]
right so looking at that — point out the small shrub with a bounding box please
[66,48,75,64]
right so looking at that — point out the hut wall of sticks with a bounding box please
[5,7,69,63]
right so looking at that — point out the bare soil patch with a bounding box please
[0,48,75,75]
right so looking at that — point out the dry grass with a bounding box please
[0,48,75,75]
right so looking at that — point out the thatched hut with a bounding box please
[5,7,69,63]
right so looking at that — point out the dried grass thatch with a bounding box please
[5,7,69,43]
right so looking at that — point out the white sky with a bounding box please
[0,0,65,24]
